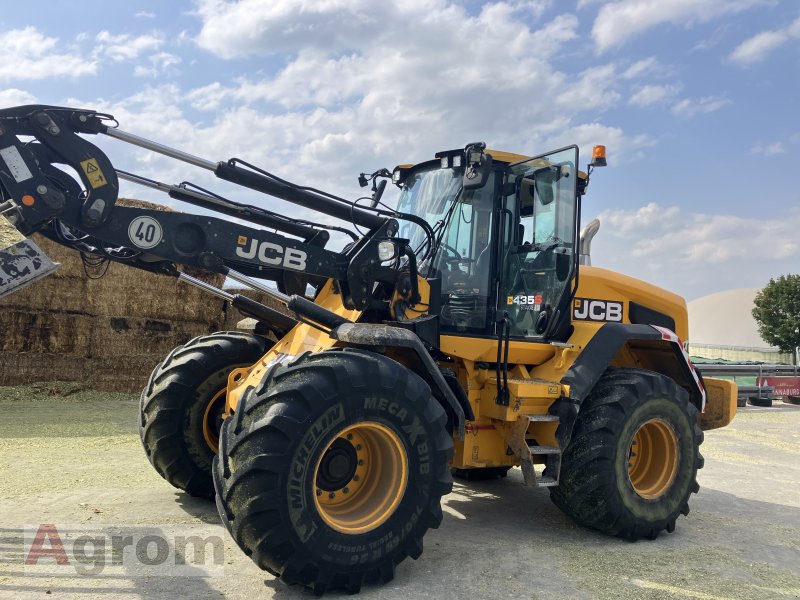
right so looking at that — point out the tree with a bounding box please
[752,275,800,362]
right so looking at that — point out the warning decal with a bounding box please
[80,158,108,189]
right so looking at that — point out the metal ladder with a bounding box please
[511,414,562,487]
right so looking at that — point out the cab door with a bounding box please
[498,146,579,341]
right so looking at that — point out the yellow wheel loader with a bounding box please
[0,105,736,594]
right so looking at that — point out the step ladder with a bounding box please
[509,414,562,488]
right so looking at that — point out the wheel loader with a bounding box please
[0,105,736,594]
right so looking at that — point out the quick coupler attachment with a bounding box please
[0,215,59,298]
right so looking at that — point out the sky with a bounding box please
[0,0,798,301]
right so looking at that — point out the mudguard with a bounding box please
[562,322,707,411]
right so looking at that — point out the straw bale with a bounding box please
[86,355,163,392]
[0,274,87,313]
[116,198,173,212]
[0,352,88,385]
[86,272,228,322]
[0,216,24,247]
[0,310,91,355]
[90,316,217,357]
[27,233,85,279]
[0,197,296,392]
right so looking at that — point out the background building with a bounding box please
[688,288,794,364]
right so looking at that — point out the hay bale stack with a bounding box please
[0,199,252,392]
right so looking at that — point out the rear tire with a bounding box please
[748,396,772,407]
[213,348,453,594]
[550,368,703,541]
[140,331,270,498]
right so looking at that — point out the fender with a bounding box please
[561,322,706,411]
[331,322,471,438]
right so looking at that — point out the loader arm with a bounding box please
[0,105,411,311]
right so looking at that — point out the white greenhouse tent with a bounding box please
[688,288,794,364]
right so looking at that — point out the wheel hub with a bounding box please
[202,388,227,454]
[314,422,408,535]
[316,439,358,491]
[627,418,679,499]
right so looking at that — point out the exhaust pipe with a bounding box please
[579,218,600,266]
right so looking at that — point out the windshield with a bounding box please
[395,165,462,256]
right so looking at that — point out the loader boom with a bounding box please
[0,105,412,314]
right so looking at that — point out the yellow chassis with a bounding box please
[224,267,736,471]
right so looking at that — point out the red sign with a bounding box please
[756,376,800,397]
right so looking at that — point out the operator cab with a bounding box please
[394,145,584,342]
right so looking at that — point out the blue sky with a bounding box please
[0,0,798,300]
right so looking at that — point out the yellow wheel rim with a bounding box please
[202,388,227,454]
[314,422,408,535]
[627,418,679,499]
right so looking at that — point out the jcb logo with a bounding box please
[573,298,623,322]
[235,237,307,271]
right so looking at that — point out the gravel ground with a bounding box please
[0,382,798,600]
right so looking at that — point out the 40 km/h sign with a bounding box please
[756,376,800,397]
[128,216,163,250]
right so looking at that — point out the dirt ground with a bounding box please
[0,382,798,600]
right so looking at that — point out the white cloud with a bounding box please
[671,95,729,117]
[186,0,652,178]
[749,141,786,156]
[134,52,182,77]
[621,57,662,79]
[195,0,388,58]
[592,0,771,53]
[0,88,37,107]
[135,11,156,18]
[0,27,96,81]
[592,202,800,299]
[544,123,655,163]
[691,24,730,51]
[59,1,655,249]
[728,16,800,66]
[629,84,679,107]
[94,31,164,62]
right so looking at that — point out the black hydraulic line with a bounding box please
[178,272,299,333]
[285,295,351,330]
[214,160,385,231]
[99,122,386,231]
[116,169,319,240]
[178,180,359,241]
[224,267,353,332]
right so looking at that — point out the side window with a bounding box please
[436,173,496,334]
[517,172,557,246]
[446,203,474,257]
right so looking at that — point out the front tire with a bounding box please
[550,368,704,540]
[213,348,453,594]
[139,331,270,498]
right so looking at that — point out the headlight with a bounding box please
[378,241,397,261]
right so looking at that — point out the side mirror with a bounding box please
[533,165,563,206]
[463,142,493,190]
